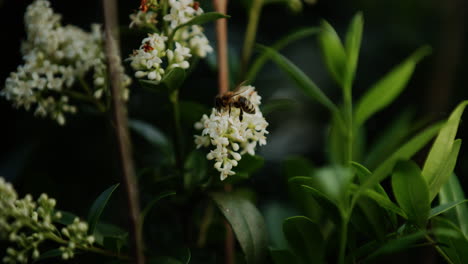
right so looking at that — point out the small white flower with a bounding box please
[194,86,268,180]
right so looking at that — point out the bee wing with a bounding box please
[231,81,249,96]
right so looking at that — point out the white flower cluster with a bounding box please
[194,86,269,180]
[1,0,131,125]
[129,0,213,82]
[0,177,95,263]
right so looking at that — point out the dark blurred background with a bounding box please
[0,0,467,262]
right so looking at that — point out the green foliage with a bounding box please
[391,161,430,228]
[211,192,268,264]
[423,101,468,201]
[139,68,186,93]
[354,46,431,127]
[87,184,120,235]
[283,216,324,264]
[440,174,468,239]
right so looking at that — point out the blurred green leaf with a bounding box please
[423,101,468,201]
[261,98,298,116]
[247,27,320,82]
[129,120,172,156]
[359,187,406,218]
[139,68,186,93]
[87,183,119,235]
[354,46,431,127]
[343,12,363,89]
[36,249,62,261]
[298,184,341,223]
[283,216,325,264]
[440,174,468,239]
[317,20,346,88]
[283,156,314,179]
[430,200,468,219]
[362,231,426,262]
[433,217,468,264]
[364,111,413,169]
[270,249,300,264]
[211,192,268,264]
[234,154,265,179]
[94,222,128,251]
[391,160,430,228]
[184,150,208,189]
[141,191,176,227]
[180,101,210,127]
[256,45,339,114]
[357,122,442,194]
[54,210,78,225]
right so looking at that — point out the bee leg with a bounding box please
[239,108,244,121]
[229,105,231,116]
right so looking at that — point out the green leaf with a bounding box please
[211,192,268,264]
[430,200,468,219]
[173,12,229,35]
[433,217,468,264]
[129,120,172,156]
[283,156,314,179]
[360,187,406,218]
[261,98,298,116]
[283,216,325,264]
[247,27,320,82]
[256,45,338,114]
[440,174,468,239]
[184,150,208,189]
[362,231,426,262]
[270,249,300,264]
[233,155,265,179]
[423,101,468,201]
[53,210,78,225]
[391,160,430,228]
[139,68,186,93]
[317,20,347,88]
[364,111,414,169]
[87,184,120,235]
[141,191,176,228]
[354,46,431,127]
[357,121,442,194]
[344,12,363,89]
[94,222,128,251]
[36,249,63,261]
[299,184,341,223]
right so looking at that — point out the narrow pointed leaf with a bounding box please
[283,216,325,264]
[87,184,119,235]
[354,46,431,126]
[391,161,430,228]
[247,27,320,82]
[211,192,268,264]
[358,122,442,193]
[318,20,346,88]
[423,101,468,200]
[129,120,172,156]
[256,45,338,114]
[430,200,468,219]
[440,174,468,239]
[173,12,229,34]
[141,191,176,226]
[360,188,406,218]
[344,12,363,89]
[433,217,468,264]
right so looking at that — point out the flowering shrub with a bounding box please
[1,0,130,125]
[2,0,468,264]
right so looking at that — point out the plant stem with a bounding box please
[239,0,263,81]
[338,213,349,264]
[343,86,353,164]
[213,0,229,95]
[197,202,214,248]
[425,234,455,264]
[170,89,184,172]
[102,0,145,263]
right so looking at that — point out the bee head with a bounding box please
[215,96,224,111]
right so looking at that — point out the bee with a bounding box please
[215,84,256,121]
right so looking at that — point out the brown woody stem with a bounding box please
[102,0,145,263]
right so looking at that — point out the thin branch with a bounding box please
[102,0,145,263]
[213,1,235,263]
[213,0,229,95]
